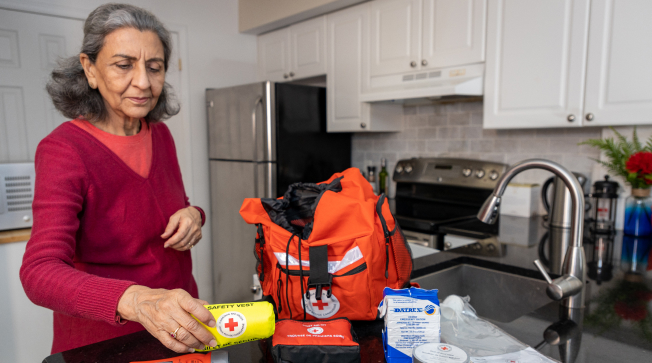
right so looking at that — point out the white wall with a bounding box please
[0,0,257,361]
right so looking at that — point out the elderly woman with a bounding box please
[20,3,215,354]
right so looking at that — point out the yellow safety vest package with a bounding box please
[193,301,275,351]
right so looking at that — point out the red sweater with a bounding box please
[20,121,199,353]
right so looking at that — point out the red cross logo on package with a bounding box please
[438,345,452,352]
[216,311,247,338]
[307,327,324,334]
[302,289,340,318]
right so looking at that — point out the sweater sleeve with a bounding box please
[20,137,136,326]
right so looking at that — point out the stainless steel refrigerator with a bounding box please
[207,81,351,303]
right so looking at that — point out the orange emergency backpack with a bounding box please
[240,168,413,321]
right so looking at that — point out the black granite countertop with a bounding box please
[44,218,652,363]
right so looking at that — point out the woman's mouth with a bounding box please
[128,97,149,104]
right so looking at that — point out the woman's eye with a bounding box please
[148,67,161,73]
[117,64,131,70]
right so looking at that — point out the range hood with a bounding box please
[360,63,484,103]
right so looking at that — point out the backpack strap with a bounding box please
[307,245,332,300]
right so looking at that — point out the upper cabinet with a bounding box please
[363,0,487,102]
[370,0,486,77]
[370,0,421,76]
[421,0,486,69]
[484,0,652,129]
[583,0,652,126]
[257,16,327,82]
[327,2,403,132]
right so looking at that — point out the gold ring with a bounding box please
[170,326,181,339]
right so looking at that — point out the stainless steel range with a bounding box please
[393,158,508,251]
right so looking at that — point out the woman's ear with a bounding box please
[79,53,98,89]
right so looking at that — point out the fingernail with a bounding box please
[208,320,216,328]
[210,339,217,347]
[188,348,195,353]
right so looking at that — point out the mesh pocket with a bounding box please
[389,224,413,287]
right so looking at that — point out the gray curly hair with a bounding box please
[46,3,179,122]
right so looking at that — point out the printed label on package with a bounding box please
[384,296,441,358]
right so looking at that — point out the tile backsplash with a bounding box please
[352,100,604,198]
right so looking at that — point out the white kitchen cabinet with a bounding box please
[484,0,652,129]
[583,0,652,126]
[370,0,421,77]
[369,0,486,78]
[421,0,486,69]
[327,3,403,132]
[257,28,291,82]
[257,16,327,82]
[484,0,591,129]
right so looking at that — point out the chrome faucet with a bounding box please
[477,159,586,308]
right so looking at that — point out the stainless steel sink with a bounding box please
[412,264,551,323]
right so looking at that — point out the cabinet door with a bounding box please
[583,0,652,126]
[370,0,422,77]
[290,16,327,80]
[327,3,371,132]
[421,0,486,69]
[483,0,590,129]
[257,28,291,82]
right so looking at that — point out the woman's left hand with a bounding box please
[162,207,202,251]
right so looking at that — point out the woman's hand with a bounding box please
[162,207,202,251]
[118,285,217,353]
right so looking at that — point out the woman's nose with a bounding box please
[131,62,151,90]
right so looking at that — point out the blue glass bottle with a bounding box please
[624,188,652,236]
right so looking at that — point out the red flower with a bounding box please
[626,152,652,175]
[615,301,648,321]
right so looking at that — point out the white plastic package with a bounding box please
[439,295,558,363]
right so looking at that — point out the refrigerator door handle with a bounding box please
[252,97,263,198]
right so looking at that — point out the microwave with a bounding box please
[0,163,35,231]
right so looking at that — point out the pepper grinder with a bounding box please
[588,175,619,233]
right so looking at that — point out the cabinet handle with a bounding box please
[421,59,428,66]
[567,114,575,122]
[283,73,289,79]
[410,61,417,68]
[289,72,295,77]
[585,113,594,121]
[360,122,367,129]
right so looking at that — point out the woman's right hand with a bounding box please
[117,285,217,353]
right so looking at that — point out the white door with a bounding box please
[257,28,291,82]
[327,2,371,132]
[483,0,591,129]
[289,16,327,80]
[583,0,652,126]
[370,0,422,77]
[0,8,83,362]
[421,0,487,69]
[0,10,83,163]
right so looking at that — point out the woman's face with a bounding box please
[80,27,165,122]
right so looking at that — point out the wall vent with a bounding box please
[0,163,35,230]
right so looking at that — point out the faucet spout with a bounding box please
[477,159,586,308]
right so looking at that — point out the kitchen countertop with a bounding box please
[43,218,652,363]
[0,228,31,244]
